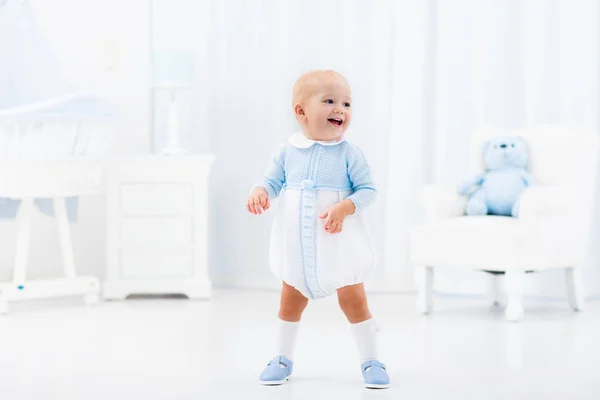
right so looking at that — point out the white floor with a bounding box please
[1,290,599,400]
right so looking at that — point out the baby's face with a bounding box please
[301,79,352,141]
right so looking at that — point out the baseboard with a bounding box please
[212,274,281,292]
[211,273,600,301]
[211,273,412,294]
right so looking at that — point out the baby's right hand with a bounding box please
[247,187,270,215]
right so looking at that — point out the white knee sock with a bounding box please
[275,319,300,361]
[350,318,379,362]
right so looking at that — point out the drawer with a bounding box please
[120,250,194,278]
[121,217,192,246]
[120,183,193,215]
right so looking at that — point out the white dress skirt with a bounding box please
[269,186,376,300]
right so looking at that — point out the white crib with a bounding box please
[0,94,111,314]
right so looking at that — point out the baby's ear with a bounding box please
[294,103,305,118]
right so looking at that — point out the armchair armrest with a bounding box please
[421,185,467,221]
[518,186,575,220]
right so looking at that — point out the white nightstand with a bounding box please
[103,154,215,300]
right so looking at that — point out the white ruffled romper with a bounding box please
[258,133,377,300]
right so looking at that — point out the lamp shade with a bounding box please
[151,51,194,89]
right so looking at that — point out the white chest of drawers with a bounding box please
[102,155,215,300]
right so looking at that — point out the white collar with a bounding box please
[287,132,346,149]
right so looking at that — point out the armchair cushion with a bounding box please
[409,215,576,272]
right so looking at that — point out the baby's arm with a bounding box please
[247,145,286,215]
[319,145,376,234]
[345,144,377,214]
[259,144,287,198]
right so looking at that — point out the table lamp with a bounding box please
[151,51,194,155]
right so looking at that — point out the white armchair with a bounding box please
[408,126,599,321]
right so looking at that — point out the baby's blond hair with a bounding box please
[291,70,349,109]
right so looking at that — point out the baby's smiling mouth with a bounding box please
[328,118,343,126]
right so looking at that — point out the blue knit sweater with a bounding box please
[257,133,377,214]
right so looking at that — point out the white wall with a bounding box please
[0,0,151,281]
[2,1,597,300]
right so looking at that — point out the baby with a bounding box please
[246,70,389,389]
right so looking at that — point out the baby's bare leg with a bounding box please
[338,283,380,365]
[269,282,308,361]
[278,281,309,322]
[337,283,372,323]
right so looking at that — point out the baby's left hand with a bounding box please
[319,200,356,234]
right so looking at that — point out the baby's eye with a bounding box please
[343,102,351,108]
[511,144,515,148]
[324,99,334,104]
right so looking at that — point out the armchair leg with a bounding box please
[565,267,585,312]
[487,273,503,308]
[505,271,524,322]
[415,266,434,314]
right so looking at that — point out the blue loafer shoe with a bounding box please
[259,355,293,385]
[361,360,390,389]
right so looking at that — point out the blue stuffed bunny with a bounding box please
[457,136,534,217]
